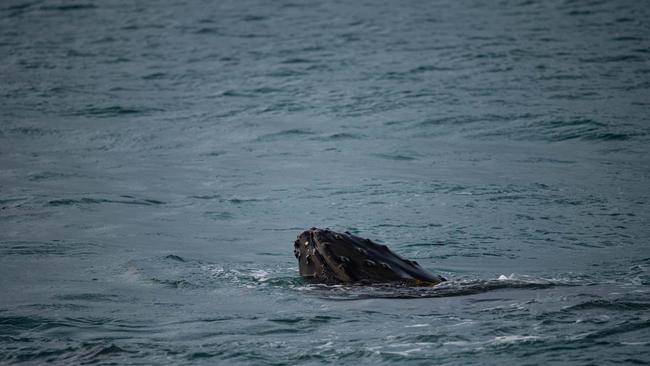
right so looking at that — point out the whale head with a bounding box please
[293,228,445,286]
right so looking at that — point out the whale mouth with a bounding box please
[293,228,445,286]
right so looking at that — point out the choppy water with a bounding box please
[1,0,649,364]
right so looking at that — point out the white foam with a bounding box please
[250,269,270,282]
[383,348,423,356]
[620,341,650,346]
[492,335,541,343]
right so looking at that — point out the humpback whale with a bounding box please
[294,228,446,286]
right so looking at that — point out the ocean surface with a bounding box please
[1,0,649,364]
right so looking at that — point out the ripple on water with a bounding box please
[470,117,643,142]
[0,240,100,257]
[1,126,60,137]
[564,299,650,312]
[71,105,160,118]
[253,129,315,142]
[39,4,97,12]
[3,341,134,365]
[372,153,417,161]
[53,293,122,303]
[47,196,165,207]
[310,132,364,141]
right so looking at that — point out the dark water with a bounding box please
[1,0,649,364]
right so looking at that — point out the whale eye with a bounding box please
[304,241,309,247]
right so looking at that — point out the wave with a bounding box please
[402,112,646,143]
[28,171,85,182]
[1,126,59,138]
[39,4,96,12]
[47,196,165,207]
[311,132,364,141]
[1,339,132,365]
[71,105,160,118]
[253,129,315,142]
[472,117,644,142]
[372,153,417,161]
[0,240,100,257]
[564,299,650,312]
[192,27,220,35]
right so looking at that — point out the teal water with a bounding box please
[1,0,649,364]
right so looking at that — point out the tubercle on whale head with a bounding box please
[294,227,446,286]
